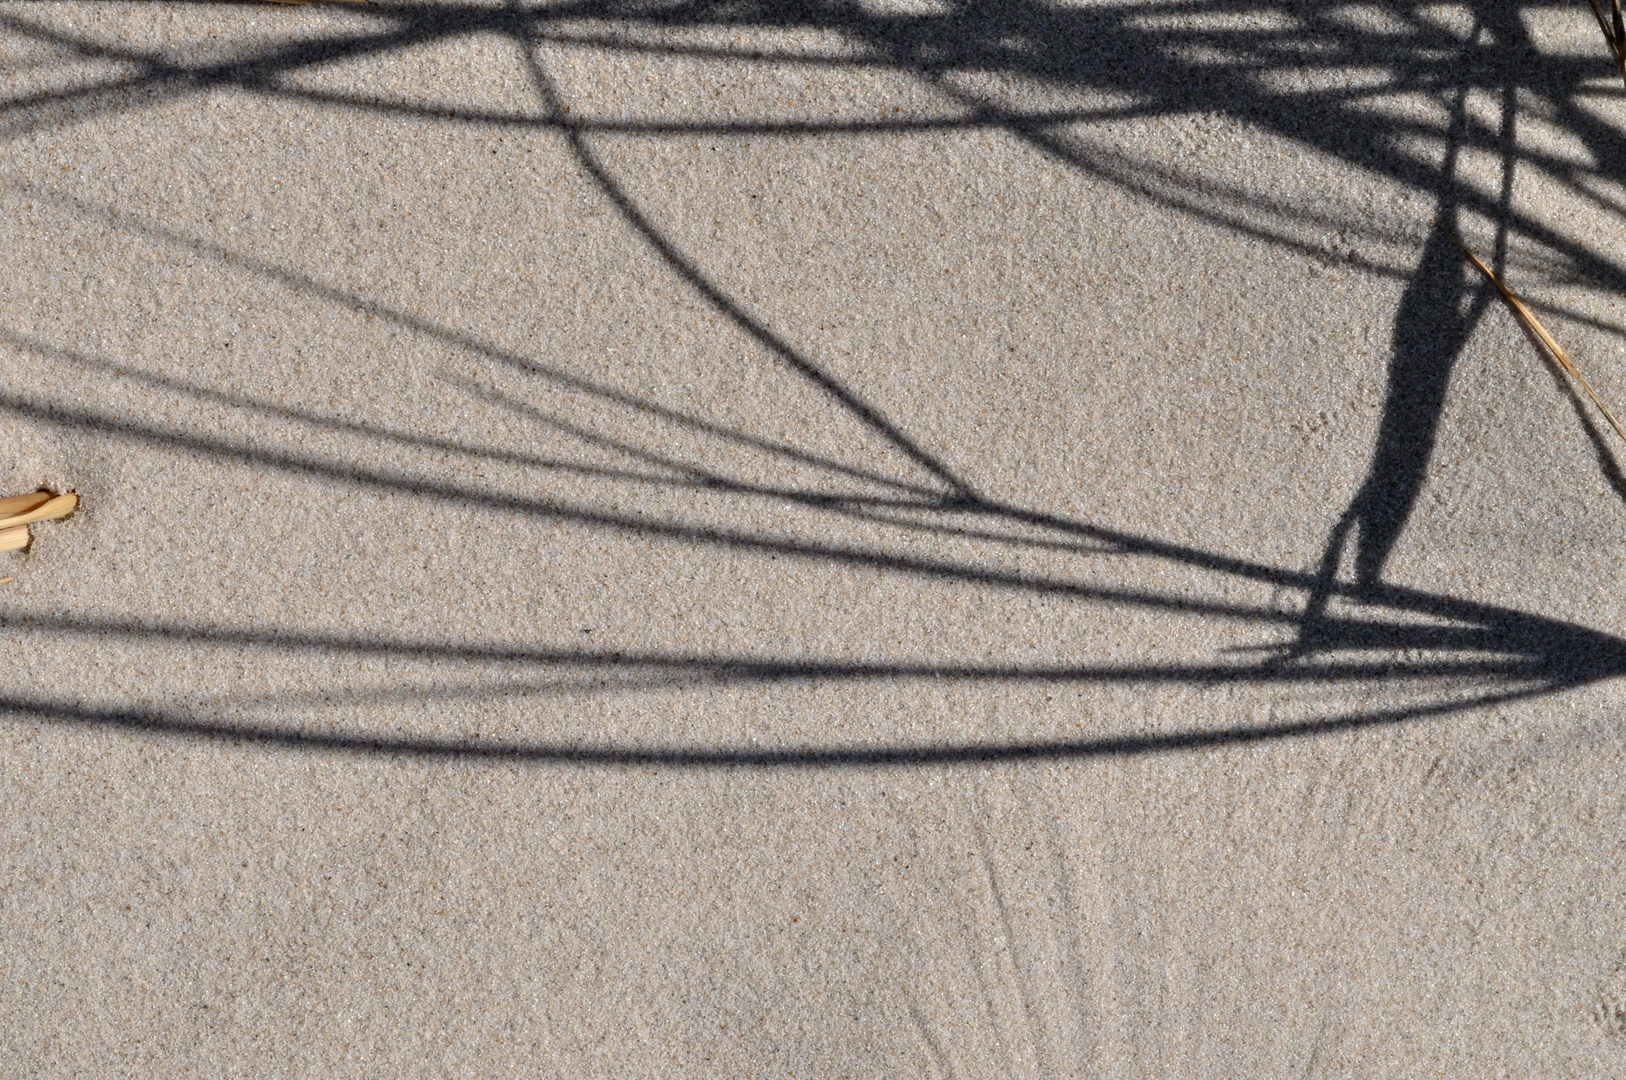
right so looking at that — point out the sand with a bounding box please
[2,0,1625,1074]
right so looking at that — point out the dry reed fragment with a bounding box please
[1614,0,1626,88]
[0,493,76,531]
[1585,0,1626,89]
[0,492,52,519]
[1441,227,1626,446]
[0,526,29,554]
[1590,0,1615,47]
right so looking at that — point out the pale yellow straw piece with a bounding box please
[0,491,51,518]
[0,492,76,531]
[0,526,28,554]
[1442,228,1626,446]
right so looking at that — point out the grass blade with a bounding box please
[1587,0,1618,55]
[1613,0,1626,87]
[1442,227,1626,446]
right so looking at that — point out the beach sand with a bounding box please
[2,1,1625,1074]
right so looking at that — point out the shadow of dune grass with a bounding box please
[1,0,1624,762]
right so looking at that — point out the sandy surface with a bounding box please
[3,0,1626,1074]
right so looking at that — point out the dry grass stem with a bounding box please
[0,492,53,519]
[0,493,76,531]
[1614,0,1626,89]
[0,492,78,559]
[1585,0,1626,89]
[1442,227,1626,446]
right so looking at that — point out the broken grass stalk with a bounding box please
[1440,226,1626,447]
[1584,0,1626,90]
[0,491,52,519]
[0,492,77,556]
[0,493,76,531]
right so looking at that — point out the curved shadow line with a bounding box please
[0,679,1562,767]
[909,45,1626,305]
[4,201,1612,637]
[4,184,943,499]
[12,327,977,520]
[12,374,1626,653]
[201,656,1544,711]
[508,11,974,496]
[277,83,1132,135]
[13,4,1626,308]
[3,0,1622,749]
[6,364,1624,670]
[4,330,1123,560]
[0,610,1592,683]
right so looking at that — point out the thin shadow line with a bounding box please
[10,372,1626,655]
[4,183,943,500]
[4,603,1617,686]
[0,679,1561,768]
[11,4,1626,312]
[507,4,975,498]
